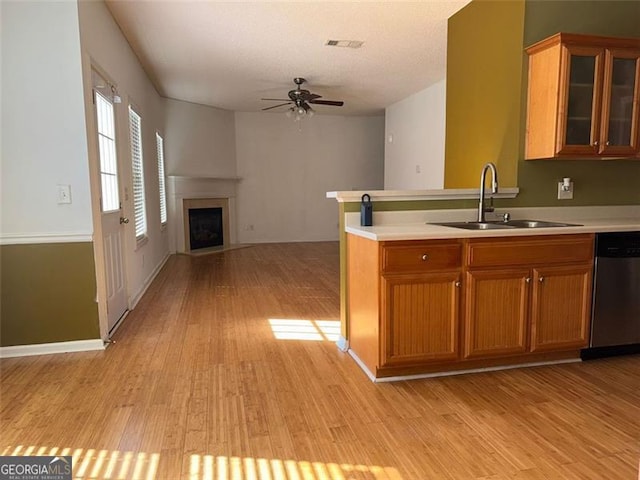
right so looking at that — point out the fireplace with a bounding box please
[188,207,223,250]
[182,197,230,253]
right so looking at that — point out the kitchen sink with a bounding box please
[431,219,582,230]
[432,221,515,230]
[502,219,581,228]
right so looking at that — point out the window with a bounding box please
[156,133,167,225]
[128,106,147,240]
[95,91,119,212]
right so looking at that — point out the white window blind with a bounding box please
[156,133,167,225]
[128,106,147,239]
[95,91,119,212]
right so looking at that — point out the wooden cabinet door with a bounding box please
[530,264,593,352]
[464,269,530,359]
[381,272,460,367]
[557,45,604,156]
[599,49,640,157]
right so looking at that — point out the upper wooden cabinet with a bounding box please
[525,33,640,160]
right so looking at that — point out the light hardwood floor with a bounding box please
[1,242,639,480]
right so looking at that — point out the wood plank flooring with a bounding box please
[1,242,640,479]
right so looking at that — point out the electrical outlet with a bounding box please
[415,165,421,174]
[557,181,574,200]
[57,184,72,204]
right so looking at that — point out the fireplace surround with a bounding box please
[167,176,240,254]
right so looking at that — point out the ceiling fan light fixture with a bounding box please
[262,78,344,121]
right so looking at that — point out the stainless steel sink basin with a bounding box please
[503,219,581,228]
[432,221,515,230]
[431,219,582,230]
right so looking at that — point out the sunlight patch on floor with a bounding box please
[268,319,340,342]
[0,445,402,479]
[188,454,402,480]
[1,445,160,479]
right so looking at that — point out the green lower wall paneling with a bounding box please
[0,242,100,346]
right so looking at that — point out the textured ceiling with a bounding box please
[105,1,470,115]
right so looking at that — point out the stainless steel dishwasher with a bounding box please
[582,231,640,359]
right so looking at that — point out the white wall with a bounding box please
[164,99,236,177]
[1,1,93,238]
[78,1,169,306]
[384,79,446,190]
[235,112,384,243]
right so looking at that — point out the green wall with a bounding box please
[514,0,640,207]
[1,242,100,346]
[444,0,640,206]
[445,0,525,189]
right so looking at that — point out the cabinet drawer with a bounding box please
[382,241,462,273]
[466,234,594,268]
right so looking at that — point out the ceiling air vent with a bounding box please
[326,40,364,49]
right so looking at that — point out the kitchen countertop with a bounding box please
[346,216,640,241]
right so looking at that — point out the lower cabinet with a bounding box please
[530,265,592,352]
[464,268,530,358]
[464,235,594,360]
[347,233,595,379]
[381,272,461,366]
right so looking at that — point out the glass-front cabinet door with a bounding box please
[557,45,604,155]
[599,49,640,156]
[525,33,640,160]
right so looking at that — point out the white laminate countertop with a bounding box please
[344,206,640,241]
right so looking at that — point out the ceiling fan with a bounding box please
[261,77,344,113]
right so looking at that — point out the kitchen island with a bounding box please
[344,207,640,381]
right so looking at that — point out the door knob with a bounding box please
[120,217,129,224]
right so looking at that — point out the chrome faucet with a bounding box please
[478,162,498,222]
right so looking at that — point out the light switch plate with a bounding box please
[57,184,72,204]
[557,181,573,200]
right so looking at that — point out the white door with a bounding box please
[93,74,128,333]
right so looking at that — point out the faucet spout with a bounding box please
[478,162,499,222]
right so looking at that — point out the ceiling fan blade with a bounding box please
[262,102,292,111]
[261,98,291,101]
[309,99,344,106]
[299,92,322,101]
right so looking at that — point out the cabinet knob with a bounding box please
[606,141,610,146]
[539,276,545,283]
[455,281,461,288]
[525,277,531,283]
[421,253,429,261]
[593,140,599,146]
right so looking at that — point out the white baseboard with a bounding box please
[0,339,106,358]
[129,253,170,309]
[336,335,349,352]
[347,349,377,382]
[348,356,582,383]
